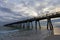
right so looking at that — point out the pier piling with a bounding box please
[47,18,53,30]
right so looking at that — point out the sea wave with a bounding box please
[0,29,19,33]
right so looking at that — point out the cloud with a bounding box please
[0,6,13,13]
[0,0,60,25]
[42,0,60,13]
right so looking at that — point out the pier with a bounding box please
[4,12,60,30]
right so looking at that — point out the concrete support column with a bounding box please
[35,21,37,30]
[13,24,17,28]
[15,24,19,29]
[31,22,33,29]
[21,23,23,29]
[19,23,22,29]
[24,23,26,29]
[22,23,25,29]
[17,24,20,29]
[38,20,41,30]
[28,22,31,29]
[47,18,53,30]
[27,22,30,30]
[26,22,27,29]
[29,22,31,29]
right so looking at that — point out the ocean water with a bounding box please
[0,27,50,40]
[0,26,59,40]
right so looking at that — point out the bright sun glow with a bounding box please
[55,7,60,12]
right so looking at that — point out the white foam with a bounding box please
[0,29,19,33]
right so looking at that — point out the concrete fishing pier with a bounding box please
[4,12,60,30]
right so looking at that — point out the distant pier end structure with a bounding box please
[4,12,60,30]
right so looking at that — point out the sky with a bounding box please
[0,0,60,26]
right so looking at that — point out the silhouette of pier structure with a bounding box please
[4,12,60,30]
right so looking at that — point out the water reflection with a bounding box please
[48,27,60,35]
[0,26,60,40]
[54,27,60,35]
[45,28,60,40]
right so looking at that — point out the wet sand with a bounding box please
[45,35,60,40]
[0,27,60,40]
[45,27,60,40]
[0,29,51,40]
